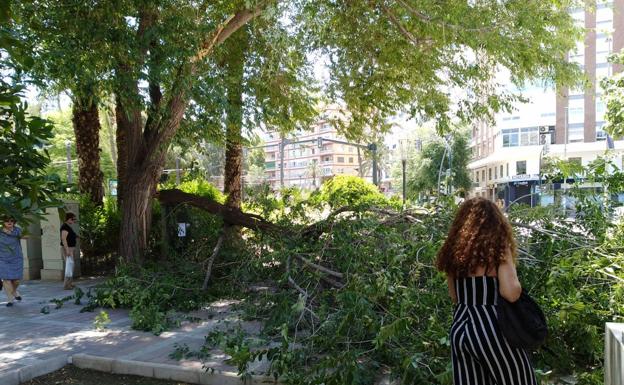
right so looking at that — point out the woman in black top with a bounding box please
[60,212,78,289]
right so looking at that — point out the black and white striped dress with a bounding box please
[450,276,537,385]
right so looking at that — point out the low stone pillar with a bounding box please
[21,219,42,280]
[40,202,81,281]
[605,322,624,385]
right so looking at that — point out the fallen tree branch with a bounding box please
[158,189,286,235]
[202,229,226,290]
[295,254,344,279]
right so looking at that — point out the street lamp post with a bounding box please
[399,139,409,206]
[437,136,452,195]
[401,158,407,205]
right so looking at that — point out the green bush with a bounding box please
[158,178,224,257]
[177,179,225,203]
[78,195,120,267]
[317,175,387,208]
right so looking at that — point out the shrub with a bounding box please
[318,175,387,208]
[177,179,225,203]
[78,195,120,271]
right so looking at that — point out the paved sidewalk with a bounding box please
[0,278,270,384]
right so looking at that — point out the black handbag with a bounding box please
[497,289,548,350]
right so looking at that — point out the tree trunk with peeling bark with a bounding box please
[72,96,104,205]
[223,28,248,209]
[113,6,264,262]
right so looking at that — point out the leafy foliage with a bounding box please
[601,52,624,139]
[82,262,212,335]
[317,175,387,208]
[80,172,624,384]
[407,131,472,197]
[77,195,120,268]
[300,0,582,136]
[0,81,63,223]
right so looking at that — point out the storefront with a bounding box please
[497,174,541,208]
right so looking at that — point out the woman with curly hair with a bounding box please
[436,197,536,385]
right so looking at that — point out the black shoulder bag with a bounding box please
[497,288,548,350]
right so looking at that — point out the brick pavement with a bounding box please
[0,278,269,383]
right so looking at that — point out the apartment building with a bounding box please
[469,0,624,207]
[262,107,365,189]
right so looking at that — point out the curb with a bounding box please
[0,355,69,385]
[72,353,278,385]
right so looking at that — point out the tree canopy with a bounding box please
[602,52,624,139]
[6,0,584,259]
[407,131,472,196]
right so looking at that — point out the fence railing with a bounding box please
[605,323,624,385]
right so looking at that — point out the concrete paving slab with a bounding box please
[0,278,277,384]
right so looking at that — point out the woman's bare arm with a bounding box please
[447,275,457,304]
[498,250,522,302]
[61,230,70,258]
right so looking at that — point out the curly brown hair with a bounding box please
[436,197,517,278]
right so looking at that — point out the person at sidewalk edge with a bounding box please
[0,216,24,306]
[60,212,78,290]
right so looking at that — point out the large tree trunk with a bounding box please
[223,28,248,209]
[115,95,168,262]
[114,6,263,263]
[72,95,104,205]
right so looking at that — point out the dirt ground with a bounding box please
[22,365,191,385]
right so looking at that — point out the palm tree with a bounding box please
[304,159,322,189]
[358,143,392,183]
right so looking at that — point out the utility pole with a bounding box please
[402,158,407,205]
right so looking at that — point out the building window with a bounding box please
[476,172,479,183]
[502,129,519,147]
[502,127,539,147]
[516,161,527,175]
[337,157,345,163]
[506,163,509,176]
[494,167,497,179]
[482,170,485,181]
[565,122,584,143]
[348,157,354,163]
[500,165,503,178]
[488,168,492,180]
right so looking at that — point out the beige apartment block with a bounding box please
[263,107,368,189]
